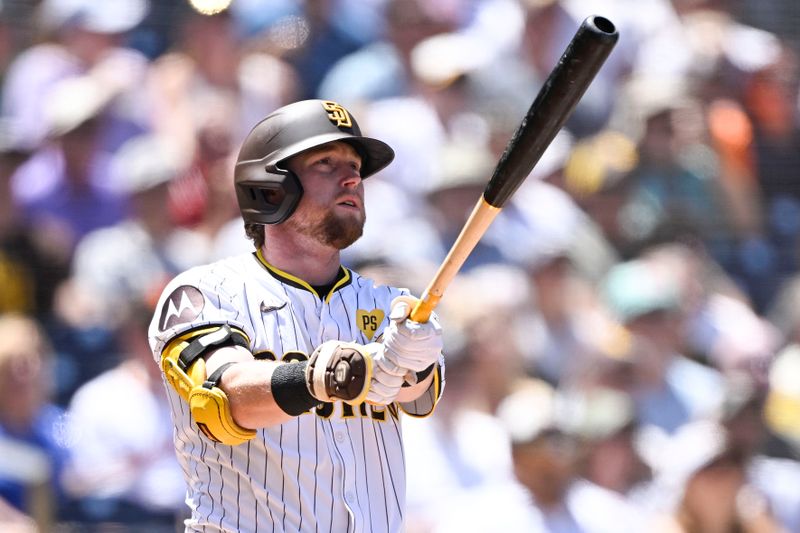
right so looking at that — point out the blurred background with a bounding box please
[0,0,799,531]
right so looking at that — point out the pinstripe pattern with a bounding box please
[149,252,441,532]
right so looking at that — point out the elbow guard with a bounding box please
[161,325,257,446]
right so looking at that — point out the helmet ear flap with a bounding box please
[235,164,304,225]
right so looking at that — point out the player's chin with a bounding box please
[333,206,365,227]
[320,212,364,249]
[328,230,362,250]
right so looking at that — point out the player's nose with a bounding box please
[340,167,362,189]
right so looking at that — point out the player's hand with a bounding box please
[365,343,406,406]
[306,341,372,405]
[382,296,443,373]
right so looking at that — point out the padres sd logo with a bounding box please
[322,100,352,128]
[356,309,385,340]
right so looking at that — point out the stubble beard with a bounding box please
[287,206,364,250]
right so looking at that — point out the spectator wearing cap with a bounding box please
[493,131,618,386]
[674,379,800,533]
[486,378,650,533]
[602,249,726,435]
[69,133,204,330]
[687,291,781,389]
[2,12,146,260]
[48,134,201,403]
[1,0,151,152]
[9,75,131,256]
[402,264,532,532]
[317,0,460,103]
[621,94,728,252]
[517,239,601,385]
[0,314,71,530]
[565,386,666,518]
[60,299,186,529]
[599,246,734,518]
[422,139,510,270]
[146,7,300,229]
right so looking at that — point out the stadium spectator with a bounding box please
[0,314,70,529]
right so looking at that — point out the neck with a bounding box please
[260,229,342,285]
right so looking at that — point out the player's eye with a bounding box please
[315,157,332,167]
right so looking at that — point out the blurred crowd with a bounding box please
[0,0,799,531]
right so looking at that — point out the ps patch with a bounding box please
[356,309,385,341]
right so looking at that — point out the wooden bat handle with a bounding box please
[410,197,501,322]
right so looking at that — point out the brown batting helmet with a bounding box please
[234,99,395,225]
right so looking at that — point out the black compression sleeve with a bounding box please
[270,362,319,416]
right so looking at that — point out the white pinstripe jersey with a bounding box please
[148,250,443,533]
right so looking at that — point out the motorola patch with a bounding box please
[159,285,204,331]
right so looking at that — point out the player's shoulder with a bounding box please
[346,268,410,302]
[165,252,257,288]
[148,253,259,352]
[153,253,265,323]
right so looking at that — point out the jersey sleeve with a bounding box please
[399,354,445,417]
[148,262,253,360]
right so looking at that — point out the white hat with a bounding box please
[496,379,558,444]
[111,134,188,194]
[41,0,149,34]
[411,32,493,88]
[557,387,636,440]
[43,76,114,138]
[426,140,495,195]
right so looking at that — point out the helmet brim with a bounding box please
[271,133,394,179]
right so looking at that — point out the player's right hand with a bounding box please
[365,343,406,406]
[382,296,443,373]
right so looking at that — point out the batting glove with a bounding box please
[306,341,373,405]
[365,343,406,406]
[382,296,443,373]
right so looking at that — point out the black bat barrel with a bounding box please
[483,15,619,207]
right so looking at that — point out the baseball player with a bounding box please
[148,99,444,532]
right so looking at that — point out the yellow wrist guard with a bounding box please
[161,325,257,446]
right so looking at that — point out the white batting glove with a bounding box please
[365,343,406,406]
[382,296,443,374]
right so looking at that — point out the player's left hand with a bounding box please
[382,296,443,373]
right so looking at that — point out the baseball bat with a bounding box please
[410,15,619,322]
